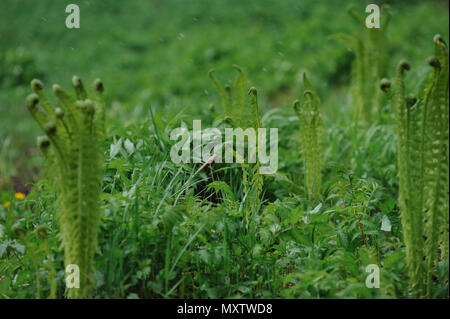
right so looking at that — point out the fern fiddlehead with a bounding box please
[27,76,106,298]
[338,5,391,125]
[293,73,324,203]
[381,35,449,298]
[209,66,264,228]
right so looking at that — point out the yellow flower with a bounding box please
[14,192,25,200]
[3,201,10,209]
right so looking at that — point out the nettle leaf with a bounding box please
[110,137,123,159]
[381,215,392,232]
[288,207,304,225]
[269,223,281,234]
[124,138,135,154]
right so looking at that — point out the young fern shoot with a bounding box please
[209,66,264,228]
[381,35,449,298]
[335,5,390,125]
[27,76,106,298]
[293,73,324,203]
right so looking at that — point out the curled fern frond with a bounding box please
[337,4,390,124]
[36,225,48,240]
[12,225,27,239]
[381,35,449,298]
[293,73,324,203]
[27,76,106,298]
[208,67,264,228]
[208,69,232,119]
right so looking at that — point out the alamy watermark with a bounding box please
[366,4,380,29]
[64,3,380,30]
[66,264,80,289]
[65,4,80,29]
[365,264,380,288]
[170,120,278,174]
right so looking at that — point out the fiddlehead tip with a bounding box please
[52,84,63,95]
[37,135,51,149]
[26,94,39,110]
[44,122,57,135]
[224,116,233,125]
[76,99,95,116]
[55,107,64,119]
[248,87,257,96]
[398,60,411,72]
[232,64,243,73]
[31,79,43,92]
[303,90,314,99]
[94,78,104,92]
[380,78,391,91]
[433,34,446,47]
[12,225,27,239]
[427,56,441,69]
[36,225,48,240]
[405,94,417,108]
[72,75,82,88]
[83,99,95,115]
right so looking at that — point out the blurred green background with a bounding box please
[0,0,448,193]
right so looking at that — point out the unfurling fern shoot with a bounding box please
[336,5,390,124]
[381,35,449,298]
[209,66,264,228]
[27,76,106,298]
[293,73,324,203]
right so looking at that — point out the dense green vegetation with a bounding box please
[0,0,449,299]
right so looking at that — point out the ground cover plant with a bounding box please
[0,0,449,299]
